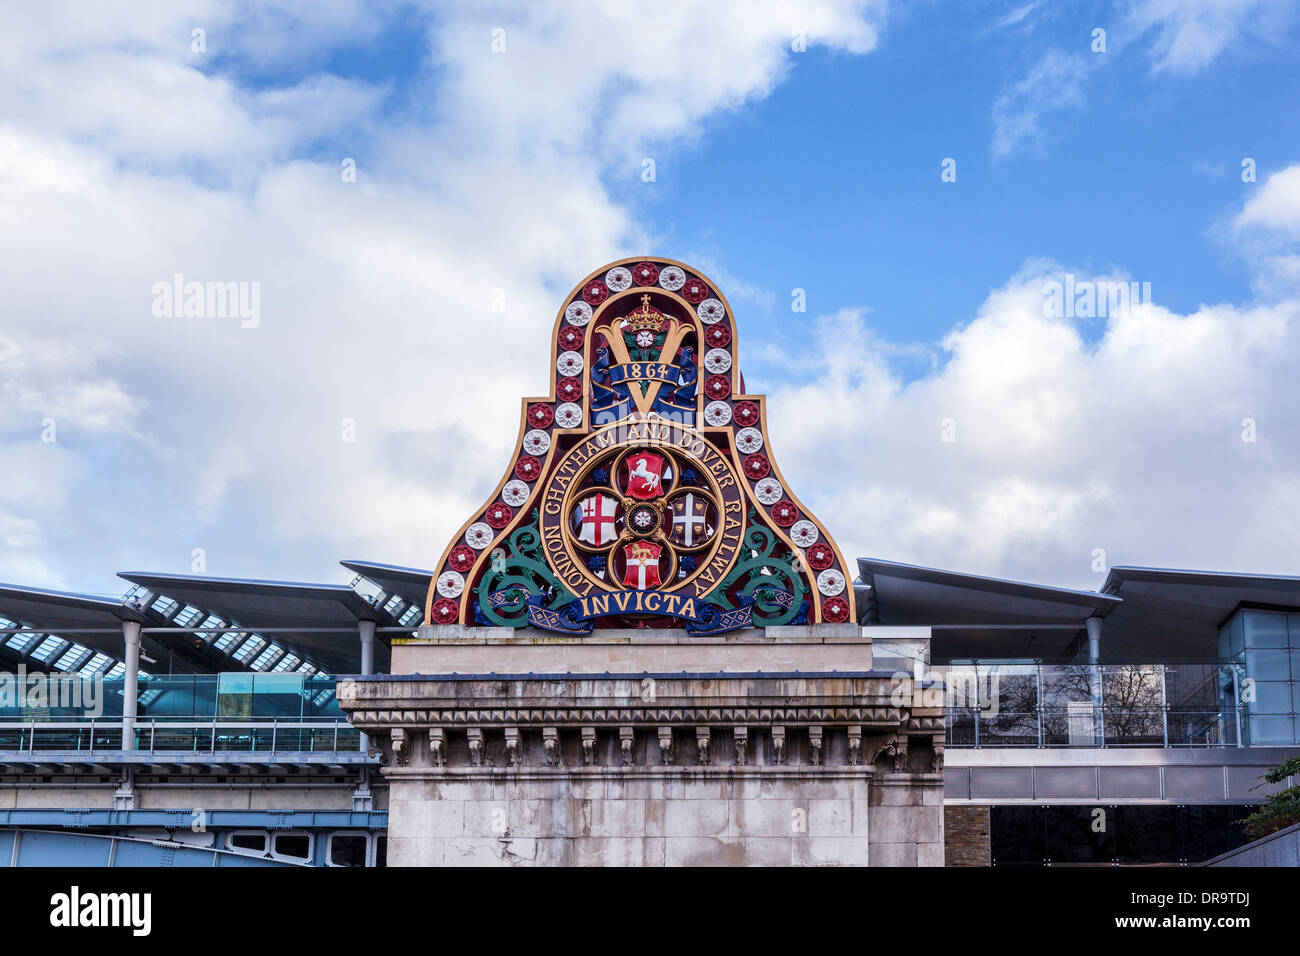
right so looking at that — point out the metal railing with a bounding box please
[946,707,1240,748]
[938,661,1246,749]
[0,718,360,755]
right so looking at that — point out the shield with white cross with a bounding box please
[668,493,710,548]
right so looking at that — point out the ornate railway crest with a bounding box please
[426,258,855,634]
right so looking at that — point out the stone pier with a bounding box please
[338,624,944,866]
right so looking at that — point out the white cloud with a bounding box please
[991,50,1091,158]
[1123,0,1298,73]
[764,232,1300,587]
[0,0,890,593]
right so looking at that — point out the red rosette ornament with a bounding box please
[771,500,799,527]
[681,278,710,304]
[527,403,554,428]
[704,374,731,400]
[732,401,759,427]
[431,598,460,625]
[557,325,584,351]
[743,454,770,480]
[806,543,835,571]
[631,262,659,286]
[704,324,731,349]
[484,502,514,529]
[557,376,582,402]
[514,455,542,481]
[821,596,850,624]
[447,545,477,574]
[581,280,609,306]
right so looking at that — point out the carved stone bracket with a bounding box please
[847,726,862,766]
[734,726,748,766]
[581,726,597,766]
[658,727,673,765]
[619,727,635,766]
[543,727,560,766]
[808,726,823,766]
[429,728,446,767]
[696,727,711,766]
[890,735,909,773]
[391,728,409,767]
[467,728,485,767]
[771,725,786,765]
[504,727,521,767]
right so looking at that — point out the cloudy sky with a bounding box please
[1,0,1299,600]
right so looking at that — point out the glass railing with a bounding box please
[942,661,1248,748]
[0,673,345,721]
[0,718,360,754]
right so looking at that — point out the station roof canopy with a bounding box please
[341,560,432,608]
[857,557,1121,627]
[858,558,1300,663]
[1099,566,1300,660]
[856,557,1123,662]
[0,582,150,671]
[117,572,401,675]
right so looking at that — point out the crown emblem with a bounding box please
[624,294,668,333]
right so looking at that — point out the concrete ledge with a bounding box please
[392,626,878,675]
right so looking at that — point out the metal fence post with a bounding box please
[1161,666,1169,748]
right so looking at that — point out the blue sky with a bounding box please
[625,3,1300,350]
[2,0,1300,599]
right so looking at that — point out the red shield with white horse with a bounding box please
[622,452,666,500]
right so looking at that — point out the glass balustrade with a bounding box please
[943,662,1247,748]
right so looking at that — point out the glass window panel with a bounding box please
[1228,613,1245,658]
[329,834,368,867]
[1045,806,1115,863]
[1040,665,1092,706]
[990,806,1045,865]
[1244,610,1289,648]
[1244,648,1291,681]
[1102,664,1163,711]
[1105,708,1164,746]
[252,673,305,717]
[946,709,976,747]
[1252,681,1293,714]
[1163,663,1222,710]
[229,832,266,852]
[1249,714,1295,745]
[216,672,255,717]
[1180,806,1251,862]
[192,676,218,718]
[274,833,311,860]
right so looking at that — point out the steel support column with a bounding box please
[121,620,141,752]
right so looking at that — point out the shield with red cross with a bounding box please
[574,493,618,547]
